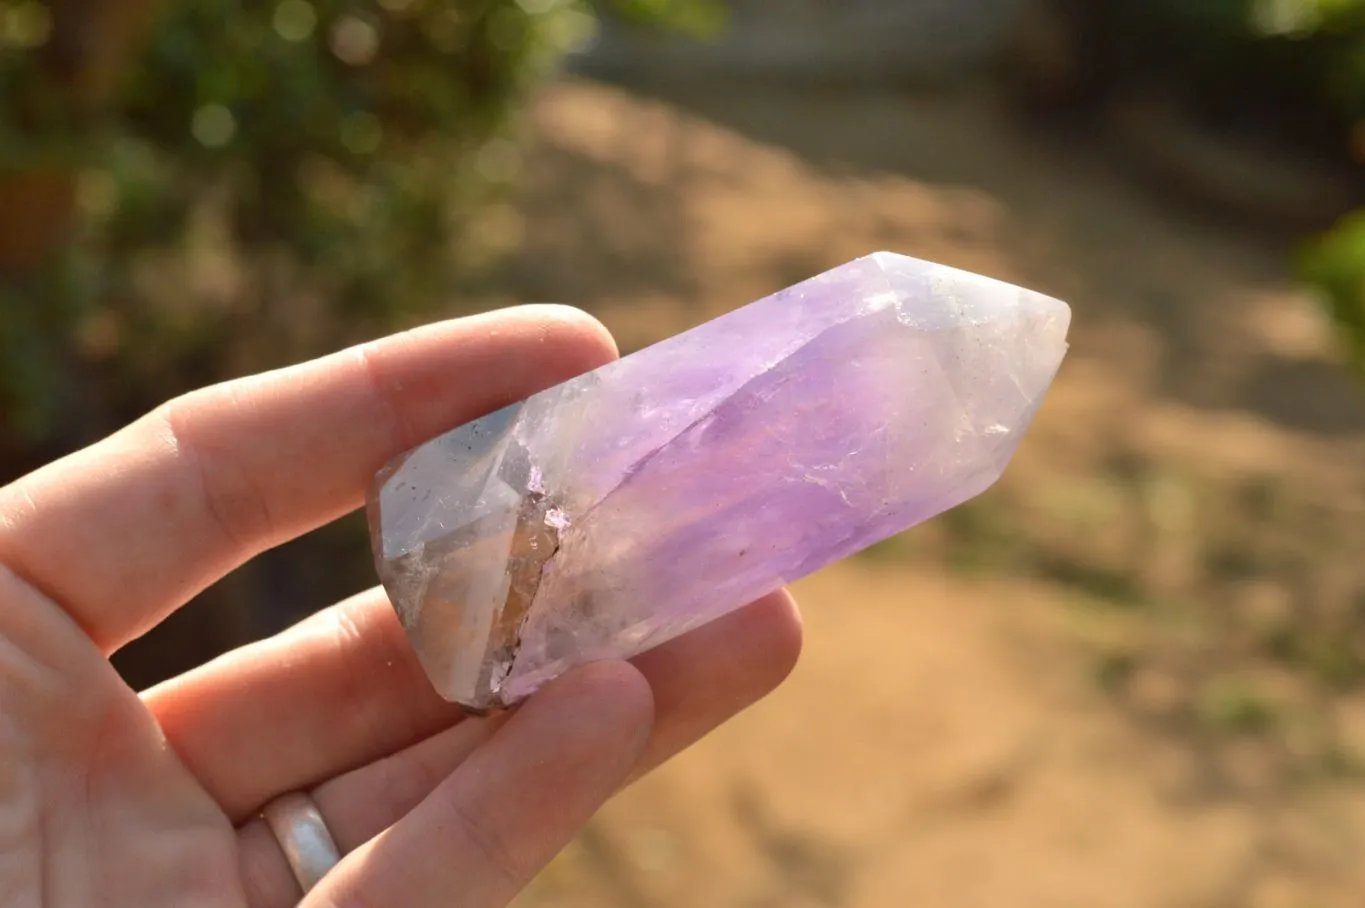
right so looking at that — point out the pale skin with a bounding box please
[0,306,803,907]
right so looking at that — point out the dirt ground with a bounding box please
[485,76,1365,907]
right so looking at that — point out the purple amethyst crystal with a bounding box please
[367,252,1071,709]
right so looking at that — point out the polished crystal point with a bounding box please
[367,252,1071,710]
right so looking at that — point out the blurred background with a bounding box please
[3,0,1365,904]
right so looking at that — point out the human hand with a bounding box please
[0,306,802,907]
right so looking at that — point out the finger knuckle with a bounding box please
[156,392,277,553]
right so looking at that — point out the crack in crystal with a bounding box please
[477,487,563,707]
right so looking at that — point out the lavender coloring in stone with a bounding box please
[367,252,1071,710]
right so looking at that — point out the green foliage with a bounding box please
[608,0,722,36]
[0,0,711,453]
[1301,212,1365,373]
[1201,676,1279,736]
[1145,0,1365,375]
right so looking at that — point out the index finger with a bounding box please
[0,306,617,653]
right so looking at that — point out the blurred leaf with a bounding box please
[0,0,708,462]
[1300,211,1365,373]
[604,0,724,38]
[1201,677,1279,735]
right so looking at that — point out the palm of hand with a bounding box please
[0,597,240,904]
[0,308,801,908]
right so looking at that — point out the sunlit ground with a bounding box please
[491,75,1365,908]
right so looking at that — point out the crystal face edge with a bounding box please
[367,252,1072,710]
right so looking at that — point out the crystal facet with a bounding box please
[367,252,1071,710]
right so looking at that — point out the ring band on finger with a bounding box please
[261,791,342,894]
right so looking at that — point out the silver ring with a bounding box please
[261,791,341,894]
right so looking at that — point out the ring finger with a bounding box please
[150,588,802,823]
[231,590,801,905]
[237,704,505,907]
[239,661,653,908]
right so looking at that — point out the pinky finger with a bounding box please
[301,661,654,908]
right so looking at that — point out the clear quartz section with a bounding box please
[366,252,1072,710]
